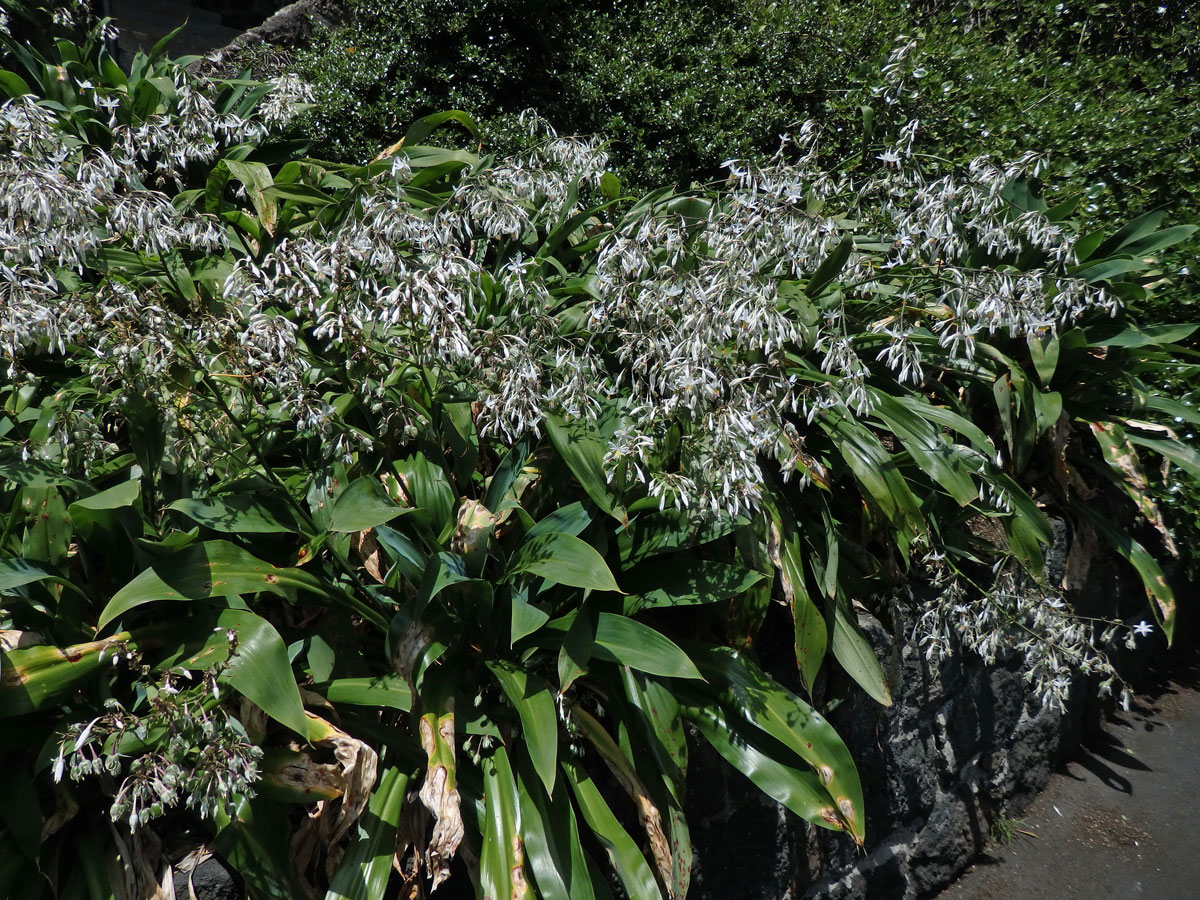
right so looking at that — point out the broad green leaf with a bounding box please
[1125,432,1200,482]
[1094,323,1199,348]
[393,452,455,537]
[1027,333,1060,385]
[319,674,412,712]
[0,69,32,98]
[992,473,1054,543]
[0,558,64,593]
[484,437,532,510]
[870,393,978,506]
[213,795,306,900]
[69,478,140,543]
[516,763,598,900]
[328,477,412,532]
[823,413,923,559]
[684,644,865,843]
[620,670,687,801]
[1119,224,1197,257]
[1,632,133,716]
[70,479,140,511]
[1143,395,1200,427]
[681,698,847,833]
[373,524,425,584]
[506,532,620,593]
[1033,390,1063,436]
[1095,209,1167,258]
[526,502,592,540]
[325,767,409,900]
[806,233,854,297]
[214,609,309,738]
[766,509,827,695]
[98,541,327,629]
[891,395,994,455]
[487,661,558,795]
[1072,257,1144,283]
[545,414,626,522]
[569,706,679,896]
[479,745,530,900]
[403,109,480,145]
[414,551,490,620]
[593,614,702,680]
[558,602,595,691]
[224,159,277,233]
[168,493,304,534]
[262,183,336,207]
[619,506,748,565]
[826,592,891,707]
[620,558,764,614]
[20,487,70,566]
[510,593,551,645]
[562,760,663,900]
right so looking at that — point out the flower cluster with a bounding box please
[54,669,262,830]
[905,565,1147,712]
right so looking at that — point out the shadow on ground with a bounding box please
[934,636,1200,900]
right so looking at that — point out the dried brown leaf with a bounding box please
[418,704,464,891]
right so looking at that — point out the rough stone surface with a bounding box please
[205,0,349,63]
[172,855,241,900]
[686,615,1089,900]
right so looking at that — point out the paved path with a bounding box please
[935,648,1200,900]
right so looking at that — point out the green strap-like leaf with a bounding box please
[1075,503,1176,642]
[680,697,847,833]
[765,506,827,696]
[1126,432,1200,482]
[0,558,66,593]
[168,493,306,534]
[98,541,327,629]
[319,674,412,713]
[620,670,687,800]
[328,477,412,532]
[325,766,409,900]
[212,608,309,737]
[213,795,306,900]
[480,745,530,900]
[826,591,892,707]
[870,393,978,506]
[592,614,702,680]
[822,412,924,561]
[620,557,763,614]
[506,532,620,593]
[393,452,456,538]
[562,759,663,900]
[684,644,865,844]
[515,761,598,900]
[545,414,627,522]
[486,661,559,796]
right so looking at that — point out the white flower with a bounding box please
[1133,621,1154,637]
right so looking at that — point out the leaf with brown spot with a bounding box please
[479,745,530,900]
[570,707,675,897]
[416,689,462,891]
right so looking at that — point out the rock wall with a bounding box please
[686,512,1164,900]
[687,611,1090,900]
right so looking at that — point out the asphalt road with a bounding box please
[935,647,1200,900]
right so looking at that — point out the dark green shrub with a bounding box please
[279,0,845,188]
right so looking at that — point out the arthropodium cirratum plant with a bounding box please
[1,11,1197,900]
